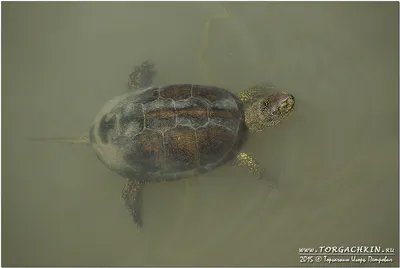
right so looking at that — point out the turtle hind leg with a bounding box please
[128,61,156,90]
[121,179,143,227]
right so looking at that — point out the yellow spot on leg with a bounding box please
[235,152,264,178]
[237,87,262,103]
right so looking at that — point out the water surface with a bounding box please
[2,2,398,266]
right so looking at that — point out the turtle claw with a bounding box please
[128,61,156,89]
[121,179,143,227]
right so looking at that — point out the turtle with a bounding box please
[31,61,295,227]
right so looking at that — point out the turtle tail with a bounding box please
[28,135,90,145]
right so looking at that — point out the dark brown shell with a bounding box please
[90,84,246,182]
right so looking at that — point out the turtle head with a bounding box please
[261,92,295,125]
[245,92,295,132]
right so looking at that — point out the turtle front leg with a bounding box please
[121,179,143,227]
[234,152,265,179]
[237,84,276,103]
[128,61,156,90]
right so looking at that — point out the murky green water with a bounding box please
[2,2,398,266]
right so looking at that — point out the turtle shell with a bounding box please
[90,84,246,182]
